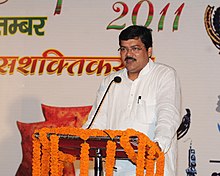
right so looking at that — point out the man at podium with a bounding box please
[83,25,181,176]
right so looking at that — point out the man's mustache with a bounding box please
[125,56,137,61]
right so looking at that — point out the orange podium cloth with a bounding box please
[32,127,164,176]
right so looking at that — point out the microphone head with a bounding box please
[114,76,122,83]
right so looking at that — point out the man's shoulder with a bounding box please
[154,62,176,73]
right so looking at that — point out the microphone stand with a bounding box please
[87,79,115,129]
[86,76,121,176]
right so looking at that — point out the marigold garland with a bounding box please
[120,129,138,164]
[39,130,51,175]
[155,155,165,176]
[32,127,164,176]
[105,140,117,176]
[79,142,90,176]
[136,133,146,176]
[58,161,64,176]
[32,135,41,176]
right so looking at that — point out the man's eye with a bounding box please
[132,47,139,51]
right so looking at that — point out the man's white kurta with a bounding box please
[83,59,182,176]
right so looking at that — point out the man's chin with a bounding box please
[125,65,136,72]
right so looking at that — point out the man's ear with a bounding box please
[148,47,152,58]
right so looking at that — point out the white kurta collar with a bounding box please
[122,59,155,80]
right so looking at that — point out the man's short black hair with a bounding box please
[119,25,153,50]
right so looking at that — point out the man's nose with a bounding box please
[126,48,133,56]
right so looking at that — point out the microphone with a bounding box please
[87,76,122,129]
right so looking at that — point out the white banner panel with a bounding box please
[0,0,219,175]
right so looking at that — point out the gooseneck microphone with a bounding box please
[87,76,122,129]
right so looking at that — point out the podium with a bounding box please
[33,127,164,176]
[58,135,138,176]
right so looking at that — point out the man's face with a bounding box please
[119,38,151,77]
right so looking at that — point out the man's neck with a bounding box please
[128,72,139,81]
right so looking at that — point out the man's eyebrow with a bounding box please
[120,44,141,47]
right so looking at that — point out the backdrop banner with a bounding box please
[0,0,219,175]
